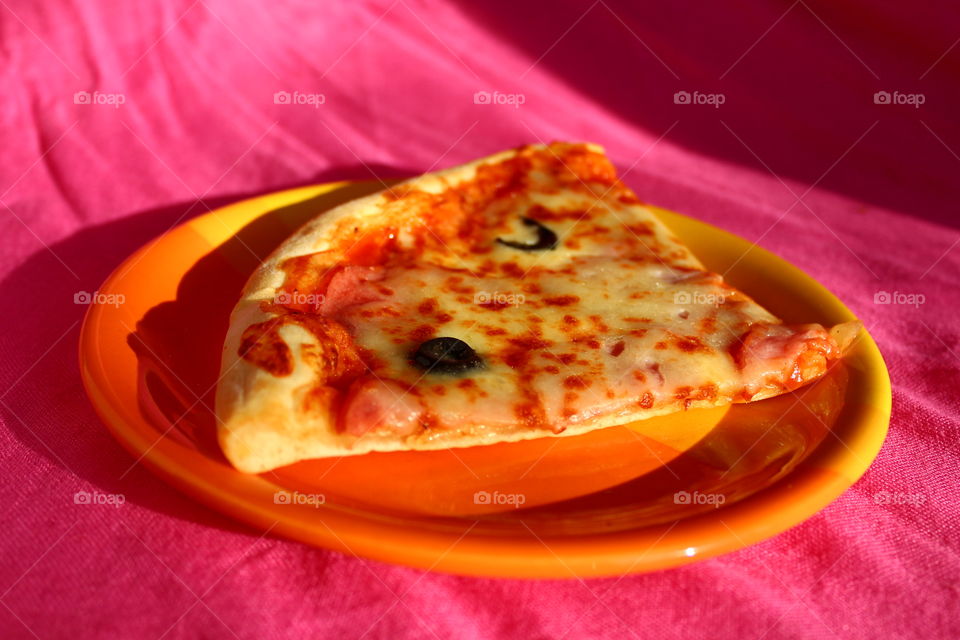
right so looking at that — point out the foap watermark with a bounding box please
[473,90,526,108]
[74,490,125,508]
[73,91,126,108]
[673,290,726,306]
[874,491,926,506]
[874,290,925,308]
[275,291,325,307]
[874,91,925,108]
[474,291,525,307]
[674,90,725,108]
[674,490,726,507]
[473,490,526,508]
[74,290,125,307]
[273,490,326,507]
[274,90,326,108]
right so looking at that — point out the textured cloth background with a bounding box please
[1,1,958,638]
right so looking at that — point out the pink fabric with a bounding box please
[2,0,958,637]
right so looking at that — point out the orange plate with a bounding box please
[79,181,891,578]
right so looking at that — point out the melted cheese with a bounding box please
[334,183,780,443]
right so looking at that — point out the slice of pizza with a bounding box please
[216,142,858,473]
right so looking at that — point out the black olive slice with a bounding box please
[412,337,483,374]
[496,217,558,251]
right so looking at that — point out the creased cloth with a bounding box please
[0,1,958,638]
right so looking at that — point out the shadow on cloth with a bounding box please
[452,0,960,230]
[0,163,413,533]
